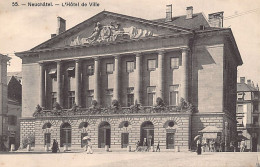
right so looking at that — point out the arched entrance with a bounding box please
[140,121,154,146]
[60,123,71,147]
[98,122,111,148]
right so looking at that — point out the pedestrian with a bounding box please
[51,139,59,153]
[197,139,202,155]
[219,140,224,152]
[135,141,140,152]
[86,139,93,154]
[240,140,246,152]
[156,141,160,152]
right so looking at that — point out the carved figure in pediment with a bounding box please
[70,21,155,46]
[85,22,102,43]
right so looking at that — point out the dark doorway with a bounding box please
[98,122,111,148]
[166,133,175,149]
[121,133,129,148]
[252,137,257,152]
[60,123,72,147]
[140,121,154,146]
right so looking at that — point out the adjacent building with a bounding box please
[7,74,22,150]
[16,6,242,151]
[0,54,11,151]
[237,77,260,152]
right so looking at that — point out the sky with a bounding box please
[0,0,259,85]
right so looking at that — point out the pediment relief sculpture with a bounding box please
[70,21,155,46]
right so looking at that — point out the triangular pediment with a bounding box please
[31,11,192,51]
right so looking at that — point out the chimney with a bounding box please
[51,34,56,38]
[208,11,224,28]
[166,5,172,22]
[240,77,245,84]
[56,17,66,35]
[247,79,251,87]
[186,6,193,19]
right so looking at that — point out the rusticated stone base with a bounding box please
[20,113,192,151]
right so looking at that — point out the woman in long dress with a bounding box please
[51,139,58,153]
[197,139,202,155]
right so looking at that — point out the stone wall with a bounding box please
[21,113,191,151]
[20,118,35,147]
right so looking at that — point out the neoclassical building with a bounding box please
[16,6,242,151]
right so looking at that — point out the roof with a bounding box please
[7,72,22,83]
[153,13,210,30]
[7,76,12,84]
[237,83,258,92]
[28,10,193,52]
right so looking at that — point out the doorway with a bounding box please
[140,121,154,146]
[98,122,111,148]
[166,133,175,149]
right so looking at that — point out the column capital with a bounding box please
[38,61,44,66]
[157,50,166,55]
[134,52,142,57]
[93,56,100,61]
[74,58,82,63]
[180,47,190,52]
[114,54,121,59]
[55,59,62,64]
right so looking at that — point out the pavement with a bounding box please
[0,151,259,167]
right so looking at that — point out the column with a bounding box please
[39,62,45,107]
[75,59,81,106]
[113,55,120,101]
[93,57,100,103]
[56,60,62,106]
[157,50,165,100]
[134,53,142,104]
[181,47,189,101]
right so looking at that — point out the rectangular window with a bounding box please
[106,63,114,74]
[169,85,179,106]
[237,93,244,100]
[68,91,75,109]
[147,86,156,106]
[8,115,17,126]
[86,90,94,107]
[127,87,134,107]
[171,58,179,69]
[44,133,51,145]
[148,59,156,71]
[126,61,135,73]
[87,65,94,75]
[51,92,57,108]
[106,89,113,106]
[67,67,75,77]
[237,105,243,113]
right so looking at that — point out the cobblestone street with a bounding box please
[0,151,259,167]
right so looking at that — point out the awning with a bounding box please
[203,133,217,139]
[48,68,57,74]
[199,126,221,133]
[237,135,249,141]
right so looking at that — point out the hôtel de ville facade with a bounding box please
[16,6,243,151]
